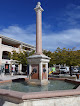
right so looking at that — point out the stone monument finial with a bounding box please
[34,2,44,12]
[37,2,41,6]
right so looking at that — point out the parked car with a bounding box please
[59,67,69,73]
[72,68,79,73]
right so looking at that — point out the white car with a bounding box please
[59,67,69,73]
[72,68,79,73]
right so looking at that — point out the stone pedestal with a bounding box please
[27,54,50,85]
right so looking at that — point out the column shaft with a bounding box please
[36,10,42,54]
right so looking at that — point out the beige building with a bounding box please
[0,34,35,74]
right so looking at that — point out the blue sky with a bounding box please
[0,0,80,51]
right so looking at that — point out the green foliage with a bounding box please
[9,50,35,65]
[43,47,80,67]
[43,50,53,67]
[10,47,80,67]
[29,50,35,56]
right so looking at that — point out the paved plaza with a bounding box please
[0,74,79,81]
[0,74,28,81]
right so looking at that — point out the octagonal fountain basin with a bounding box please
[0,78,80,106]
[0,78,79,93]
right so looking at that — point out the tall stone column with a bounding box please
[0,38,2,65]
[34,2,44,55]
[27,2,50,85]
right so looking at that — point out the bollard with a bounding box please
[76,74,79,79]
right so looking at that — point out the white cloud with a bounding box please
[0,25,36,46]
[42,29,80,51]
[0,25,80,51]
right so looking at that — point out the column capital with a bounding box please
[34,2,44,12]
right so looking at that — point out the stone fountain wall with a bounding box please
[0,94,80,106]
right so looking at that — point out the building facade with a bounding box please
[0,35,35,74]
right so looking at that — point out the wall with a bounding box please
[1,44,20,53]
[0,95,80,106]
[0,95,23,106]
[23,96,80,106]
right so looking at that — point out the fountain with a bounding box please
[0,2,79,106]
[27,2,50,85]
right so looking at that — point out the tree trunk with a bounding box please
[70,65,72,76]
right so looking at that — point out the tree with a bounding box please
[43,50,53,66]
[43,47,80,76]
[10,47,80,76]
[9,50,35,65]
[53,48,80,76]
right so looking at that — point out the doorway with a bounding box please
[5,64,9,74]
